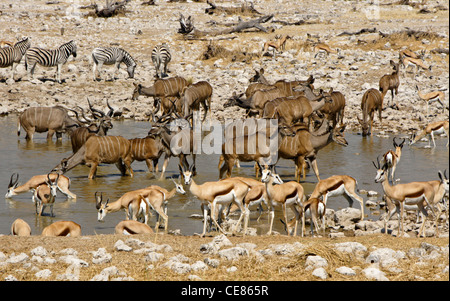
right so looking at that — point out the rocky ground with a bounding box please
[0,0,449,282]
[0,232,449,281]
[0,0,449,135]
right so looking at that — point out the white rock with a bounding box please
[92,248,112,264]
[305,255,328,271]
[115,240,132,252]
[365,248,405,267]
[7,253,29,264]
[31,246,48,257]
[35,269,52,279]
[312,267,328,280]
[191,260,208,272]
[335,266,356,276]
[145,252,164,262]
[4,275,18,281]
[218,247,248,261]
[363,267,389,281]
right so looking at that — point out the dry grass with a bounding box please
[0,233,448,281]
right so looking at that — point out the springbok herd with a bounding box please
[2,16,449,240]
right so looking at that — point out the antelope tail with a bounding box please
[17,118,21,136]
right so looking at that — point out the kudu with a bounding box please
[18,106,81,140]
[52,135,133,179]
[357,88,384,136]
[317,88,346,128]
[225,87,285,117]
[277,120,348,182]
[379,60,400,109]
[128,133,170,174]
[69,99,116,153]
[181,80,213,123]
[262,90,331,127]
[147,114,196,179]
[132,76,189,115]
[218,121,295,179]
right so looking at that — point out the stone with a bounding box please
[362,267,389,281]
[218,247,249,261]
[305,255,328,271]
[312,267,328,279]
[115,240,132,252]
[35,269,52,279]
[92,248,112,264]
[335,266,356,276]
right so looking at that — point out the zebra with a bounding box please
[91,47,137,81]
[25,40,77,83]
[151,43,171,78]
[0,37,31,81]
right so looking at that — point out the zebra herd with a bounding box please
[0,37,171,82]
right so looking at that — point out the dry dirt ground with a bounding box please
[0,0,449,283]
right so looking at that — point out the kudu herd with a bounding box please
[6,41,448,239]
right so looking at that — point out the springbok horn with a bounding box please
[8,173,19,188]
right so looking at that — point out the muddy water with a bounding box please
[1,115,448,236]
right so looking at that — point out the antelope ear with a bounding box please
[438,170,444,181]
[178,164,185,175]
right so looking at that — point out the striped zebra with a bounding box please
[151,43,171,78]
[91,47,137,81]
[0,37,31,81]
[25,40,77,83]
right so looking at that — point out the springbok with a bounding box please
[41,221,82,237]
[384,170,449,237]
[357,88,383,136]
[10,218,31,236]
[281,197,326,237]
[261,34,291,58]
[400,53,431,77]
[179,163,250,237]
[33,173,60,217]
[409,120,449,148]
[313,43,340,58]
[309,174,365,220]
[379,60,400,109]
[373,157,435,237]
[382,137,406,184]
[260,165,306,236]
[115,220,154,235]
[415,85,446,116]
[6,172,76,200]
